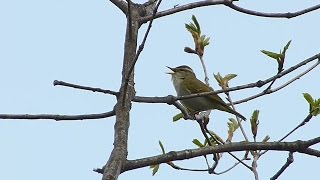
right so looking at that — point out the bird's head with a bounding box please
[166,65,196,80]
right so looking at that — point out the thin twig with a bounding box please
[199,55,210,85]
[252,152,259,180]
[225,1,320,19]
[0,110,116,121]
[203,125,252,170]
[226,93,249,141]
[259,113,313,157]
[278,114,313,142]
[167,162,208,171]
[234,58,320,105]
[196,120,219,171]
[270,152,294,180]
[53,80,118,96]
[272,60,320,92]
[140,0,320,23]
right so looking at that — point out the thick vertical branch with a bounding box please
[102,7,140,180]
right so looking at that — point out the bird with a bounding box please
[167,65,246,120]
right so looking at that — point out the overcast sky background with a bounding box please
[1,0,320,180]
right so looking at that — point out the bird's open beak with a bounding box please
[166,66,175,74]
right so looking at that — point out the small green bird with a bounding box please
[167,65,246,120]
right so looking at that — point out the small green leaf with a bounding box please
[261,50,281,61]
[303,93,314,105]
[312,107,320,116]
[159,140,165,154]
[173,113,183,122]
[223,74,237,83]
[206,130,224,145]
[191,15,201,34]
[250,110,260,139]
[213,73,223,85]
[203,37,210,46]
[192,139,205,148]
[185,23,198,35]
[281,40,291,56]
[150,164,157,168]
[227,118,239,142]
[151,164,160,176]
[262,135,270,142]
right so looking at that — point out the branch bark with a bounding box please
[0,111,115,121]
[120,137,320,172]
[101,5,140,180]
[141,0,320,23]
[110,0,128,15]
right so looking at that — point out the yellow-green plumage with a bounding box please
[168,65,246,120]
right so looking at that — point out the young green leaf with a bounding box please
[250,110,260,139]
[303,93,314,105]
[281,40,291,56]
[227,118,239,142]
[213,73,223,85]
[173,113,183,122]
[192,139,205,148]
[261,50,281,61]
[159,140,166,154]
[207,130,224,145]
[191,15,201,34]
[223,74,237,83]
[262,135,270,142]
[151,164,160,176]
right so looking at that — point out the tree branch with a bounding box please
[122,0,162,102]
[259,113,314,157]
[112,137,320,173]
[101,3,139,180]
[226,1,320,19]
[0,111,115,121]
[141,0,320,23]
[270,152,294,180]
[53,80,118,96]
[234,58,320,104]
[110,0,128,15]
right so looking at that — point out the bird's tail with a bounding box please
[219,105,246,121]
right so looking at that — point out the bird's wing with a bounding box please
[184,78,212,93]
[184,78,230,108]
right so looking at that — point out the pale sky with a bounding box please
[1,0,320,180]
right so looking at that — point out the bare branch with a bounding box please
[0,110,115,121]
[53,80,118,96]
[214,155,248,175]
[114,137,320,173]
[234,58,320,104]
[110,0,128,15]
[102,2,140,179]
[270,152,294,180]
[303,148,320,157]
[259,114,313,158]
[141,0,225,23]
[123,0,162,95]
[141,0,320,23]
[226,1,320,19]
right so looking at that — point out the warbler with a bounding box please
[167,65,246,120]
